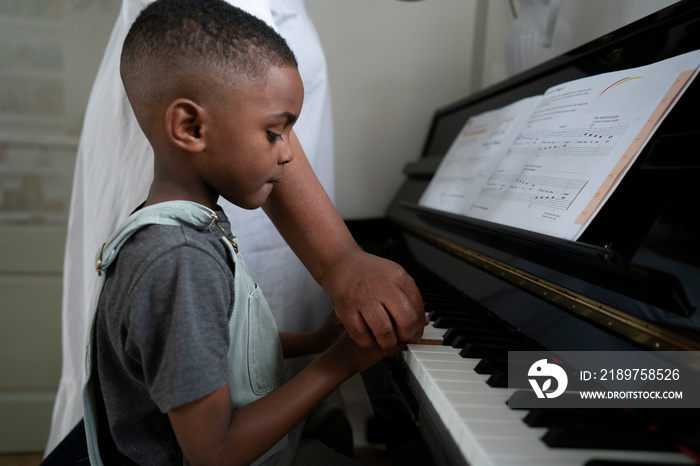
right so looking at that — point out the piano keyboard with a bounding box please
[392,275,696,466]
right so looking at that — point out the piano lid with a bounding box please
[387,0,700,349]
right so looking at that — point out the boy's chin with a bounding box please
[232,200,266,211]
[226,189,273,211]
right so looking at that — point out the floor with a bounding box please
[0,450,392,466]
[0,455,43,466]
[339,374,394,466]
[0,375,393,466]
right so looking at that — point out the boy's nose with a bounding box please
[279,142,294,165]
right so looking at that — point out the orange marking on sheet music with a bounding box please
[462,128,488,137]
[575,69,696,225]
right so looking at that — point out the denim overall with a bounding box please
[82,201,302,465]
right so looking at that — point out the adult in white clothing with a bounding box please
[46,0,425,453]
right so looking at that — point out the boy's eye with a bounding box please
[267,131,283,143]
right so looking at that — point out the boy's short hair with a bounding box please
[120,0,297,129]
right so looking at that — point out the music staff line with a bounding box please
[509,125,629,158]
[482,174,588,210]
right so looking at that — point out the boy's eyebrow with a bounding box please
[268,111,298,125]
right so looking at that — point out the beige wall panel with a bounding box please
[0,275,62,390]
[0,226,66,274]
[0,393,56,453]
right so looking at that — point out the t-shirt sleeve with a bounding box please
[123,244,234,413]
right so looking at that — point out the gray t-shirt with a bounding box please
[94,208,235,465]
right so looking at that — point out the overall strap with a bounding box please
[83,200,233,466]
[95,201,223,276]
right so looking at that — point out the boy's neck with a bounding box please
[143,182,217,210]
[145,154,218,209]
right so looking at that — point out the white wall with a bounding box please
[306,0,679,220]
[479,0,678,90]
[304,0,476,219]
[62,0,121,135]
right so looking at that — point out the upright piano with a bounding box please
[351,1,700,465]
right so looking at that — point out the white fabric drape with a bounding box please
[45,0,334,453]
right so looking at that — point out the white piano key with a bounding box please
[454,405,528,423]
[408,344,465,357]
[406,345,523,462]
[434,379,496,395]
[401,344,695,466]
[406,340,693,465]
[481,437,695,466]
[444,390,508,408]
[420,324,445,342]
[450,393,693,466]
[413,359,477,373]
[455,410,694,466]
[424,368,478,382]
[409,344,477,366]
[419,312,446,343]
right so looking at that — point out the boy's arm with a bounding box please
[262,131,427,349]
[278,311,344,358]
[168,334,403,466]
[278,332,320,358]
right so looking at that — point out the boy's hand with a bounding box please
[310,310,345,352]
[326,331,407,376]
[322,250,428,349]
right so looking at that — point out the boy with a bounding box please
[83,1,406,464]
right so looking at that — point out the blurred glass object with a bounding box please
[505,0,571,76]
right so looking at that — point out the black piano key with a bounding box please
[460,338,539,354]
[426,299,489,309]
[417,262,692,454]
[433,316,501,329]
[459,342,509,359]
[353,227,700,459]
[426,310,466,321]
[428,307,490,320]
[459,339,543,359]
[444,326,529,344]
[424,295,478,304]
[452,333,532,349]
[426,300,491,310]
[459,343,503,360]
[426,309,456,320]
[486,370,508,387]
[584,461,688,466]
[524,408,638,428]
[542,422,679,451]
[453,321,525,336]
[441,324,514,345]
[423,289,477,300]
[474,358,508,374]
[418,283,458,294]
[451,335,470,349]
[507,390,537,409]
[423,293,478,303]
[441,328,461,347]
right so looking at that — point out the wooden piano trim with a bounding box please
[395,219,700,352]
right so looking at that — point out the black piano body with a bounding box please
[350,1,700,465]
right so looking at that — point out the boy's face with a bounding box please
[198,66,304,210]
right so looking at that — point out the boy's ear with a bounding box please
[165,98,207,153]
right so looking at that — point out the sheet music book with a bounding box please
[419,49,700,240]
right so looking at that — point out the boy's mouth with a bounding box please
[269,170,284,183]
